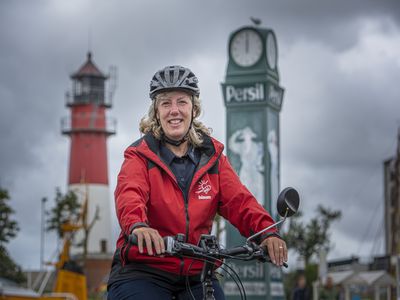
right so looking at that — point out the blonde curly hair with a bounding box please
[139,92,211,147]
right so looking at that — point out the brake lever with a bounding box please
[249,242,288,268]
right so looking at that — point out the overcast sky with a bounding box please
[1,0,400,270]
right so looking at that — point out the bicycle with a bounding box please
[130,187,300,300]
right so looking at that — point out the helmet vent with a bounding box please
[149,65,200,99]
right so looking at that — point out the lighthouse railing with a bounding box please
[65,88,113,108]
[61,115,116,136]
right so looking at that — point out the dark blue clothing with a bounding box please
[107,278,225,300]
[292,287,311,300]
[160,143,200,199]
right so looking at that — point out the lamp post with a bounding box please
[40,197,47,270]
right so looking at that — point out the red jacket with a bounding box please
[114,133,277,276]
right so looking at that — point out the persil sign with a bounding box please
[225,83,265,103]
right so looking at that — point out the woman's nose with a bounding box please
[169,102,179,114]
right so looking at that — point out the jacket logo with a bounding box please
[196,180,212,200]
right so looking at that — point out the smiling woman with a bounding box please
[107,65,286,299]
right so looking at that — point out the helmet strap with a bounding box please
[162,134,188,147]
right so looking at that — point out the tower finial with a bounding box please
[88,26,92,55]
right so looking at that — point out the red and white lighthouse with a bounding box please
[62,52,116,256]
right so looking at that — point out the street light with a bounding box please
[40,197,47,270]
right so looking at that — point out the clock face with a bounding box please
[266,33,277,69]
[230,29,263,67]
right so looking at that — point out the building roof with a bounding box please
[328,270,396,287]
[0,277,39,297]
[71,52,107,79]
[350,270,396,286]
[328,270,354,285]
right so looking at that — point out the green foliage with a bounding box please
[0,187,25,283]
[46,188,81,238]
[284,264,318,300]
[284,270,298,300]
[0,188,20,245]
[46,187,100,258]
[304,263,318,285]
[0,245,26,283]
[283,205,341,265]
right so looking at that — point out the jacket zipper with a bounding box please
[138,151,222,276]
[180,152,222,276]
[143,156,189,275]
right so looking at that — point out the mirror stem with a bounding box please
[246,209,289,243]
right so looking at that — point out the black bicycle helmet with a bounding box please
[149,65,200,99]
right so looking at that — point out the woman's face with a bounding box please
[156,90,193,141]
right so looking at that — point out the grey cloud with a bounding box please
[1,0,399,268]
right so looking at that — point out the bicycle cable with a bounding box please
[185,259,196,300]
[180,254,246,300]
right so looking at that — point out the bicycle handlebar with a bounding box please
[129,233,287,268]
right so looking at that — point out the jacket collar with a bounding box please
[135,133,223,184]
[141,132,223,159]
[134,133,224,192]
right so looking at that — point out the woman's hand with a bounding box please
[132,227,165,255]
[260,236,287,266]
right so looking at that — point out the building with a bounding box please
[384,132,400,256]
[314,256,396,300]
[61,52,116,293]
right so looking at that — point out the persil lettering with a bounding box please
[226,83,264,103]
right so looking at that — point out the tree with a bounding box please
[0,187,25,283]
[283,205,342,266]
[0,246,26,283]
[46,187,99,258]
[0,188,19,245]
[76,195,100,258]
[46,188,81,238]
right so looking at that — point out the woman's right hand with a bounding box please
[132,227,165,256]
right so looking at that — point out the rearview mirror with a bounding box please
[277,187,300,218]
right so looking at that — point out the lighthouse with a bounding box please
[61,52,116,257]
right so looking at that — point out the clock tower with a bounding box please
[222,26,285,300]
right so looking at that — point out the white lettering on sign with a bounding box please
[227,261,264,279]
[270,281,285,297]
[269,265,283,280]
[268,85,282,106]
[225,281,266,296]
[226,83,264,103]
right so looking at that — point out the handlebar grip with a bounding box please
[252,245,289,268]
[129,234,175,253]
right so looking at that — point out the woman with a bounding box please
[107,65,287,299]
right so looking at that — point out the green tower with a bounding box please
[221,26,284,299]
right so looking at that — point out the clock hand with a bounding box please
[245,32,249,53]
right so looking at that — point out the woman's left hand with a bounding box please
[260,236,287,266]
